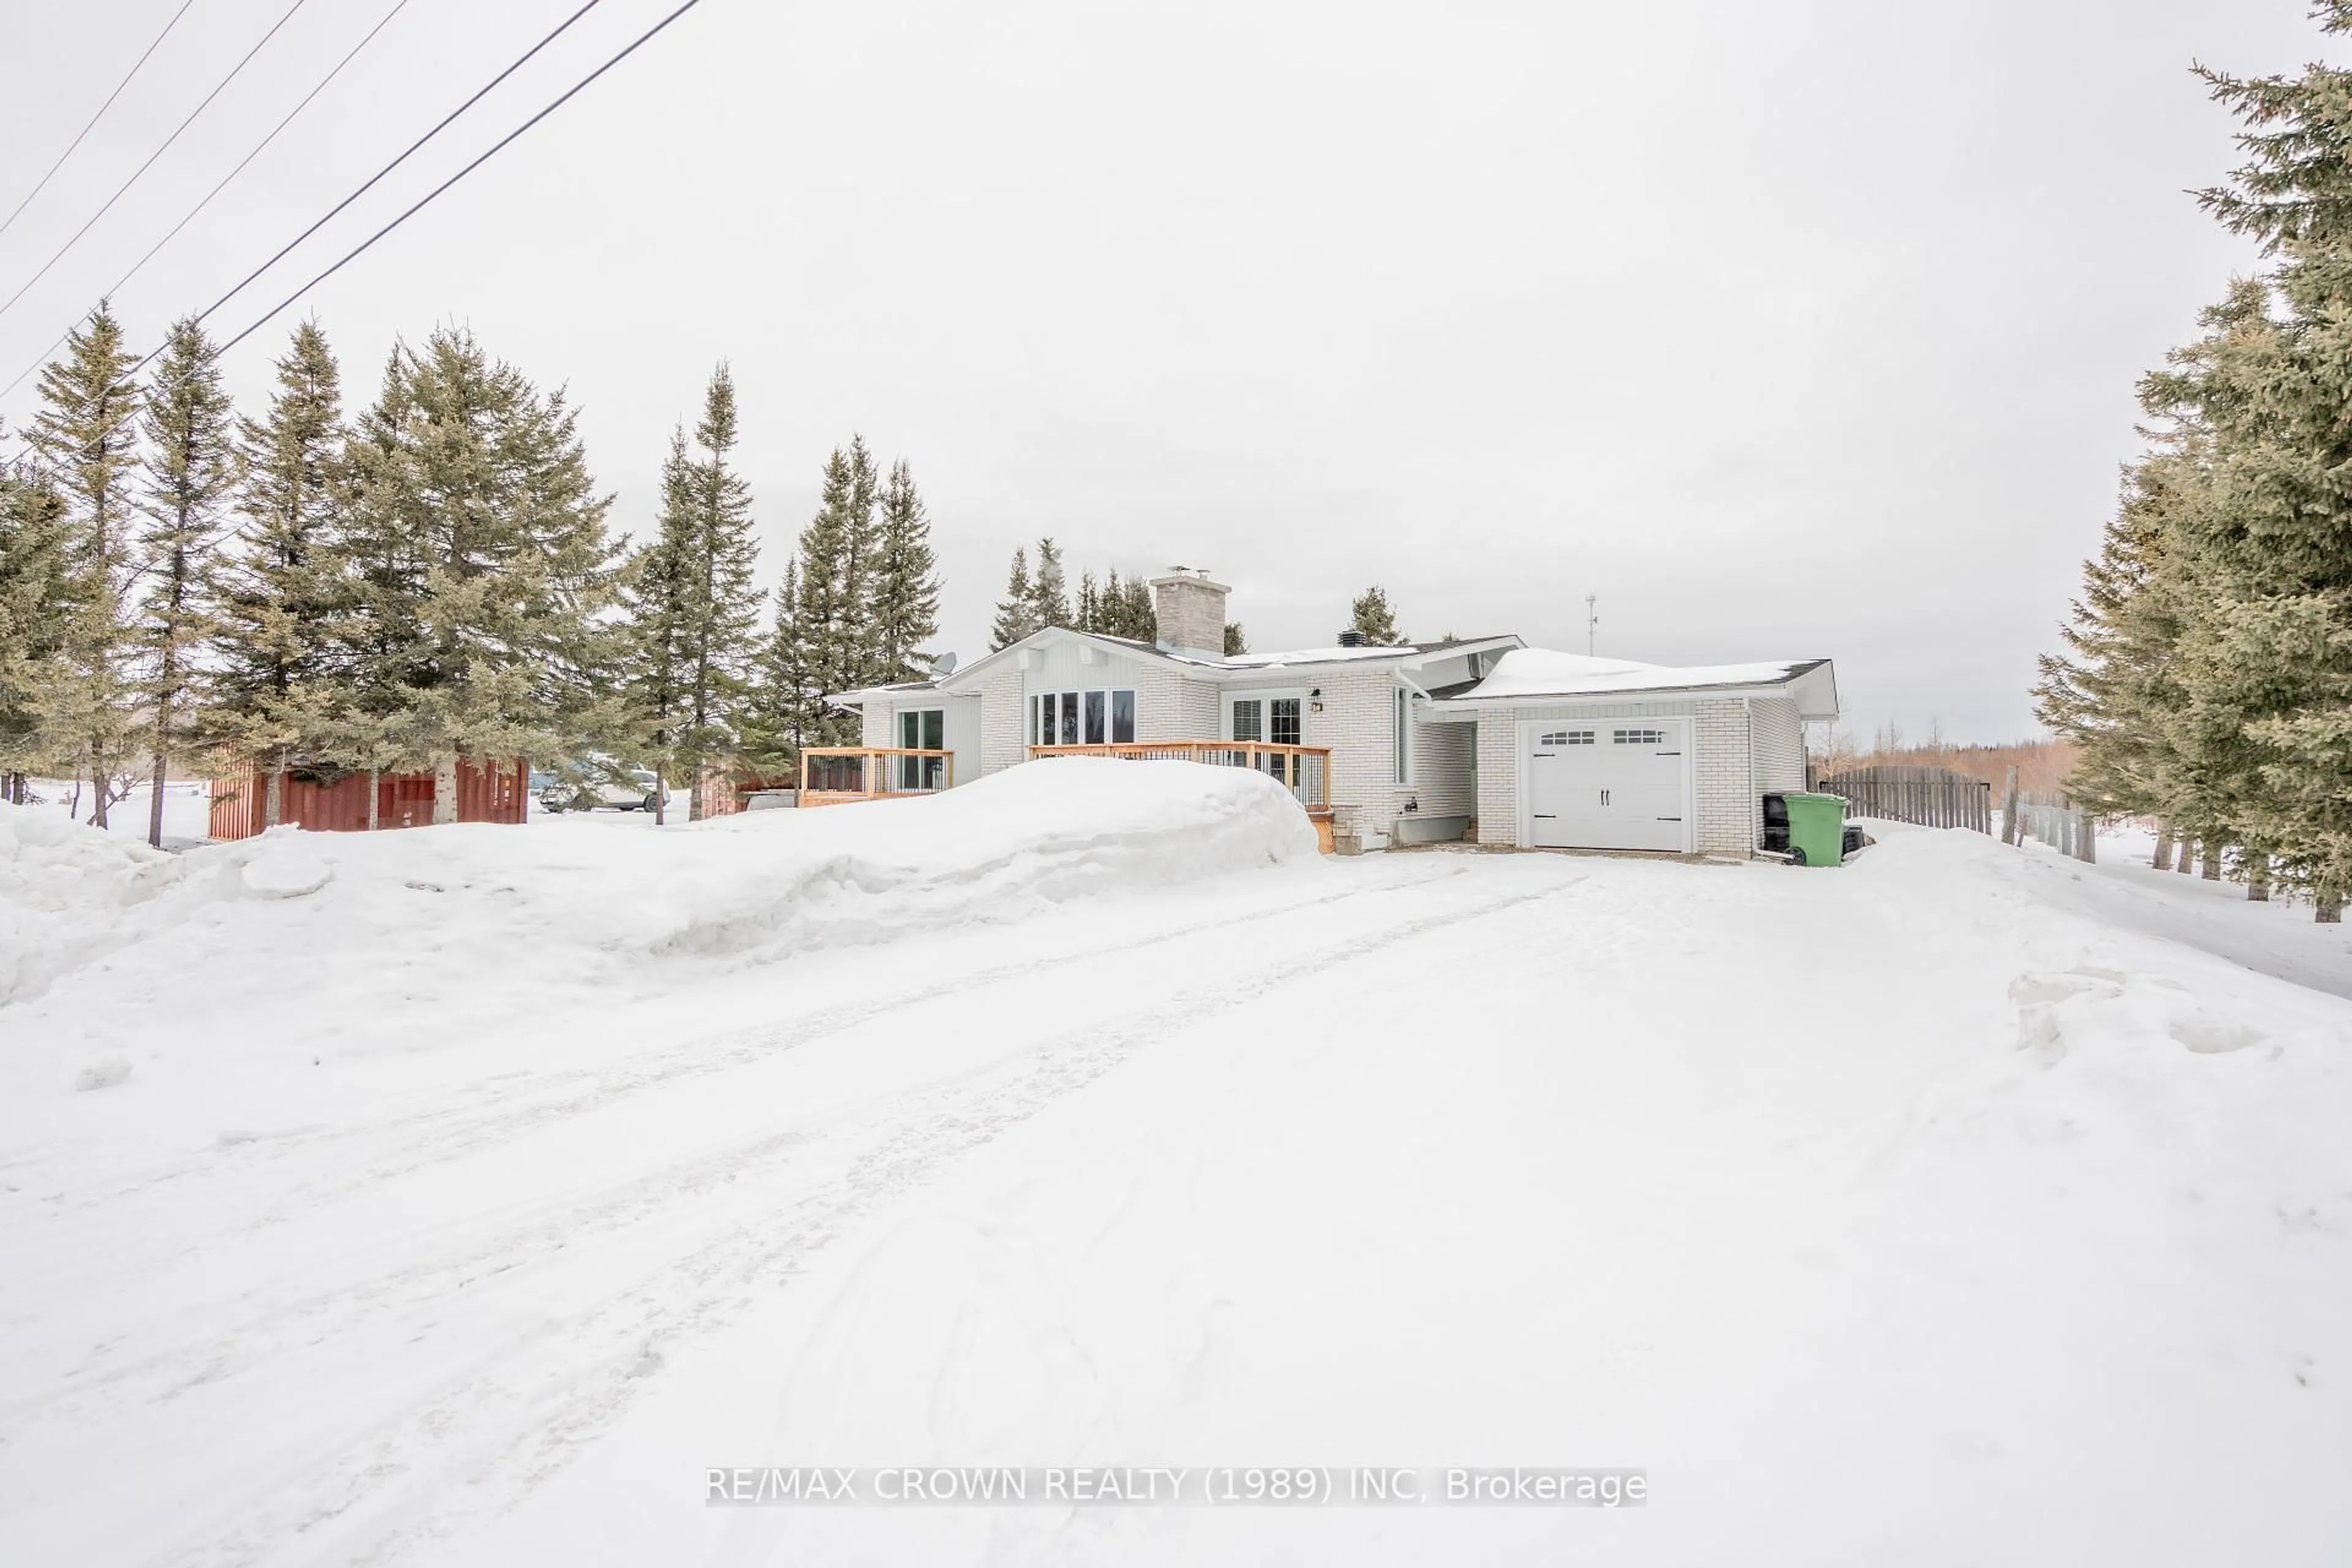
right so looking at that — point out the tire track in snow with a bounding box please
[29,863,1483,1228]
[0,865,1498,1437]
[164,872,1585,1568]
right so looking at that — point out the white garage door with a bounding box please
[1525,719,1691,851]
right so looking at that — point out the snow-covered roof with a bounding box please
[826,628,1525,704]
[1223,630,1514,668]
[1434,648,1838,716]
[1225,643,1449,669]
[820,677,949,706]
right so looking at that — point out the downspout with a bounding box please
[1393,674,1439,837]
[1743,696,1757,854]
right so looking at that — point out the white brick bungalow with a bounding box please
[823,571,1838,855]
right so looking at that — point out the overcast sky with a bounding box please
[0,0,2322,741]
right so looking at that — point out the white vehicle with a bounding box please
[538,765,668,813]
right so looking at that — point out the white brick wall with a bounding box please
[1476,713,1518,845]
[977,662,1027,774]
[1472,696,1760,853]
[1691,699,1752,854]
[1136,660,1219,739]
[1314,669,1403,829]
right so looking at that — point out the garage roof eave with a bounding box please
[1425,658,1839,719]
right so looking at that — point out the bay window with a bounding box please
[1031,688,1137,747]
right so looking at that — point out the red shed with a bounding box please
[208,759,529,841]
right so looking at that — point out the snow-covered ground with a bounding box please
[1,770,2348,1566]
[2018,821,2352,1001]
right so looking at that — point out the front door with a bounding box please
[1231,695,1305,790]
[1525,720,1688,851]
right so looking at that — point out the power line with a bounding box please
[0,0,313,325]
[181,0,611,343]
[1,0,608,407]
[0,0,417,405]
[170,0,712,375]
[0,0,202,243]
[4,0,707,460]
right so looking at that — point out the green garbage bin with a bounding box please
[1783,792,1847,867]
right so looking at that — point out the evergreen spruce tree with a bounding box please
[1076,570,1101,633]
[1097,568,1123,636]
[784,442,873,748]
[870,456,940,682]
[1224,620,1246,656]
[990,545,1036,650]
[2035,435,2201,823]
[620,428,696,820]
[2147,276,2352,913]
[1123,575,1158,642]
[27,303,140,826]
[344,329,620,822]
[838,434,882,687]
[338,347,429,819]
[747,557,821,766]
[1088,567,1157,643]
[2146,17,2352,915]
[214,320,353,828]
[0,447,77,800]
[672,364,763,818]
[1349,585,1406,646]
[132,318,237,846]
[1030,537,1071,629]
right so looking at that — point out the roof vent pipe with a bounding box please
[1336,630,1365,648]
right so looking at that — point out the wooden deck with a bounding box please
[799,742,1336,850]
[1028,741,1333,817]
[797,747,955,808]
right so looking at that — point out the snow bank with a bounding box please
[0,805,180,1006]
[0,760,1318,1066]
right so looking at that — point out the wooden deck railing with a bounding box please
[1028,741,1332,814]
[798,747,954,807]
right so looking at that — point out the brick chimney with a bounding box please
[1150,569,1230,660]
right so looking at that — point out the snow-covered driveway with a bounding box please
[2,768,2348,1566]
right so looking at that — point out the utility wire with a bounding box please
[179,0,611,342]
[0,0,416,405]
[0,0,312,325]
[0,0,202,243]
[4,0,704,459]
[153,0,710,378]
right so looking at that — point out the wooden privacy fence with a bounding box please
[2008,787,2098,863]
[1813,765,1991,833]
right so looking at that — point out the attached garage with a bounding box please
[1523,717,1692,852]
[1423,649,1839,856]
